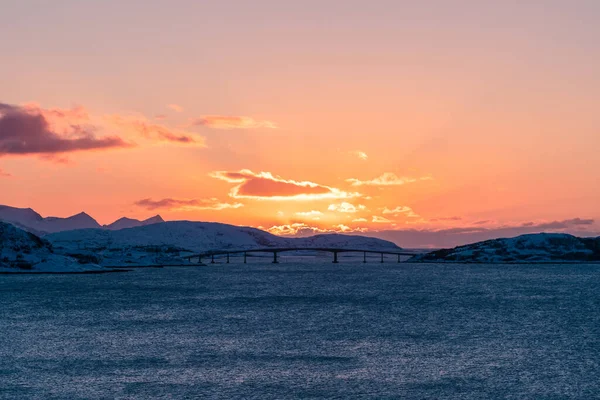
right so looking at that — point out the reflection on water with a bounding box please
[1,261,599,399]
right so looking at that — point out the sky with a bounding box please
[1,1,599,247]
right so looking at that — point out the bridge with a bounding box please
[185,248,418,264]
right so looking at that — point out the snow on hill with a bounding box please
[46,221,401,266]
[104,215,164,230]
[0,205,101,234]
[0,221,105,273]
[412,233,600,263]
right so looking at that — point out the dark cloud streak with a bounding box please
[0,102,130,156]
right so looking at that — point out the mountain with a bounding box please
[411,233,600,263]
[0,205,101,234]
[41,212,101,233]
[0,221,104,273]
[104,215,164,230]
[46,221,401,266]
[0,204,162,235]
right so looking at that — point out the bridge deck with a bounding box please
[190,247,416,257]
[186,247,417,264]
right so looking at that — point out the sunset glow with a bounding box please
[1,1,599,246]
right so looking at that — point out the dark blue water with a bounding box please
[1,262,600,399]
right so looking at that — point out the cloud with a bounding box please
[0,102,204,160]
[295,210,323,218]
[381,206,419,218]
[155,114,167,120]
[210,169,360,200]
[372,216,392,223]
[0,168,11,177]
[265,223,367,237]
[352,217,598,249]
[328,202,365,213]
[135,198,243,211]
[106,115,201,145]
[0,103,131,156]
[346,172,432,187]
[168,104,184,113]
[352,218,368,222]
[526,218,595,230]
[192,116,277,130]
[350,150,368,161]
[429,216,463,222]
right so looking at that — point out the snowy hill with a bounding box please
[46,221,401,266]
[0,205,101,234]
[412,233,600,263]
[104,215,164,230]
[0,221,105,273]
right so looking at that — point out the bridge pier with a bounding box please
[244,252,247,264]
[332,251,339,263]
[380,253,384,263]
[363,252,367,263]
[198,256,202,264]
[272,252,279,264]
[211,254,215,264]
[227,253,230,264]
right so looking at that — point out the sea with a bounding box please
[1,259,599,399]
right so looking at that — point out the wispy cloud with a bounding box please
[381,206,419,218]
[328,202,366,213]
[350,150,368,161]
[106,115,201,145]
[346,172,432,187]
[295,210,323,218]
[135,198,243,211]
[210,169,360,200]
[0,168,11,177]
[429,216,463,222]
[372,216,392,223]
[167,104,184,113]
[192,116,277,130]
[352,218,368,222]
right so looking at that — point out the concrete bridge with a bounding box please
[185,248,418,264]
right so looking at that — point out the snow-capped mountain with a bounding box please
[46,221,401,266]
[0,205,101,234]
[104,215,164,230]
[0,205,162,235]
[0,221,104,273]
[412,233,600,263]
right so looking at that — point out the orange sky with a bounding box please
[1,1,599,239]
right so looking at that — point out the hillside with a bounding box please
[0,221,105,273]
[412,233,600,263]
[46,221,401,266]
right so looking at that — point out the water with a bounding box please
[1,261,599,399]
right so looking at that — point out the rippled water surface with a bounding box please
[1,261,600,399]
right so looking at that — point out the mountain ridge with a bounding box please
[0,204,163,234]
